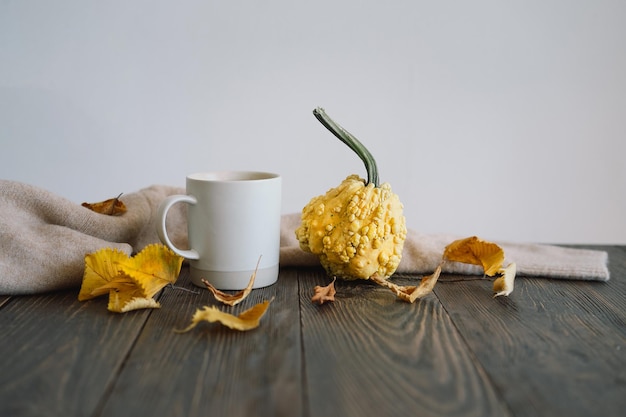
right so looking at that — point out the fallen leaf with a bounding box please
[312,277,336,304]
[370,235,517,303]
[399,265,442,302]
[201,256,261,306]
[370,266,441,303]
[78,244,184,313]
[109,294,161,313]
[443,236,505,276]
[493,262,517,297]
[118,244,184,299]
[78,248,132,301]
[443,236,517,297]
[175,300,272,333]
[82,193,127,216]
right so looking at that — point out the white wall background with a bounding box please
[1,0,625,244]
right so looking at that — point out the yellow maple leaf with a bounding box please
[78,244,184,313]
[175,300,272,333]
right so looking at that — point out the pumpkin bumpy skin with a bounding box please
[295,174,407,280]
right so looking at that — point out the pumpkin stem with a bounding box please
[313,107,379,187]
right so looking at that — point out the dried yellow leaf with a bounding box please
[118,244,184,299]
[78,248,131,301]
[443,236,517,297]
[109,294,161,313]
[78,244,184,313]
[175,300,272,333]
[493,262,517,298]
[443,236,505,276]
[201,257,260,306]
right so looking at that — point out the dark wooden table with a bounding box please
[1,245,625,417]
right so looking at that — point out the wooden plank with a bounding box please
[432,246,626,417]
[0,295,11,308]
[564,245,626,322]
[97,267,303,417]
[299,268,510,417]
[0,288,152,417]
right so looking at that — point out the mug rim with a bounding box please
[187,171,280,182]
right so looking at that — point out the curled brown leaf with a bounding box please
[370,266,441,303]
[312,277,336,305]
[201,256,260,306]
[82,193,127,216]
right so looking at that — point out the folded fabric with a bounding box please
[0,180,609,295]
[0,180,188,294]
[280,213,610,280]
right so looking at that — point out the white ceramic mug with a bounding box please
[156,171,281,290]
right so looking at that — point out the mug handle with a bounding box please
[156,194,200,260]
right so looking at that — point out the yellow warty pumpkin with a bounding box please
[295,108,407,280]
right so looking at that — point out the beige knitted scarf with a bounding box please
[0,180,609,295]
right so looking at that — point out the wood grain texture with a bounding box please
[298,269,510,417]
[432,245,626,417]
[0,289,152,417]
[1,246,623,417]
[565,246,626,327]
[97,266,303,417]
[0,295,10,308]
